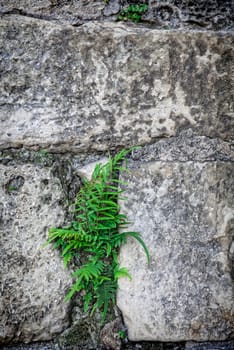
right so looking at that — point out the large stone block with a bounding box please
[0,16,233,153]
[0,163,72,344]
[117,155,234,341]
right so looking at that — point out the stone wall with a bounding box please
[0,0,233,30]
[0,4,233,350]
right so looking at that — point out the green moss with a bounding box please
[0,148,55,166]
[117,3,148,23]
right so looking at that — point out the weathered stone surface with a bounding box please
[144,0,234,30]
[0,163,72,344]
[57,311,103,350]
[0,16,233,153]
[1,342,58,350]
[0,0,233,30]
[100,317,123,350]
[0,0,106,26]
[103,0,121,17]
[185,340,234,350]
[117,155,234,341]
[1,339,234,350]
[130,129,234,163]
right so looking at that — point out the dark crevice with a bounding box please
[0,131,233,158]
[0,9,55,22]
[0,9,85,27]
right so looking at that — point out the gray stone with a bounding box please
[130,130,234,163]
[57,313,102,350]
[117,158,234,341]
[145,0,234,30]
[185,340,234,350]
[0,0,106,25]
[0,0,233,30]
[1,342,58,350]
[100,317,123,350]
[0,163,72,344]
[0,16,233,153]
[103,0,120,17]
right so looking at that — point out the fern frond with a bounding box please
[63,252,73,267]
[114,265,132,280]
[72,260,104,281]
[91,281,117,321]
[84,292,93,312]
[124,231,150,265]
[46,147,149,322]
[65,278,84,301]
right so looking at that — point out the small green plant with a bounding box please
[46,148,149,321]
[118,329,127,340]
[40,149,48,157]
[8,185,16,192]
[117,3,148,23]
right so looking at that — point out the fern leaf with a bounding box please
[84,292,93,312]
[65,277,84,301]
[106,242,112,257]
[91,281,117,321]
[63,252,73,267]
[62,242,75,256]
[125,231,150,264]
[114,266,132,280]
[72,261,104,281]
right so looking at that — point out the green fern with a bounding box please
[91,281,117,321]
[47,148,150,321]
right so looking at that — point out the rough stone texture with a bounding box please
[0,162,72,344]
[144,0,234,30]
[1,342,59,350]
[2,340,234,350]
[0,0,106,26]
[130,129,234,163]
[117,140,234,341]
[185,340,234,350]
[57,312,102,350]
[0,16,233,153]
[0,0,233,30]
[100,318,123,350]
